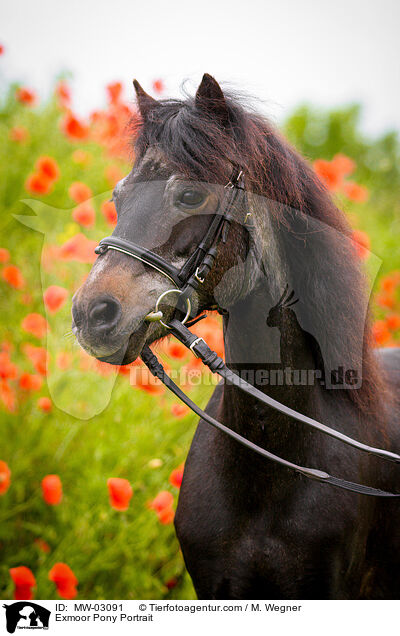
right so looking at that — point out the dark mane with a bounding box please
[131,90,388,420]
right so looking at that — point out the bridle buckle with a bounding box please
[194,267,205,284]
[224,169,244,190]
[189,337,206,358]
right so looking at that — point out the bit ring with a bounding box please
[146,289,191,329]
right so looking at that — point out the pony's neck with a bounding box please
[221,280,323,457]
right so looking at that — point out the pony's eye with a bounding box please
[177,189,205,208]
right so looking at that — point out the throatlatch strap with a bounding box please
[140,321,400,498]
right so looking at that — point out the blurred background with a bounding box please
[0,0,399,600]
[2,0,400,133]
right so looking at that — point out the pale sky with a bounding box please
[1,0,400,135]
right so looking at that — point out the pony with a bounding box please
[72,74,400,599]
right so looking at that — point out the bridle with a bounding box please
[95,168,247,325]
[95,168,400,497]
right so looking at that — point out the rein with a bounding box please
[95,170,400,497]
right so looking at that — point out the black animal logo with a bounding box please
[3,602,50,633]
[266,284,299,327]
[267,284,325,380]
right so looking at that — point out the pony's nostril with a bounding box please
[91,302,109,320]
[89,297,121,329]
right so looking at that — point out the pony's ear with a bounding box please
[195,73,229,127]
[133,79,157,119]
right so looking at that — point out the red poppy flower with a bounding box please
[16,87,37,106]
[61,111,89,140]
[192,315,225,358]
[165,577,178,589]
[376,293,395,310]
[118,359,141,378]
[36,156,60,182]
[170,403,189,418]
[72,202,95,228]
[34,538,51,553]
[0,44,4,55]
[381,276,397,294]
[25,172,52,195]
[158,506,175,524]
[2,264,25,289]
[152,79,165,94]
[313,159,343,191]
[48,563,78,599]
[149,490,175,522]
[10,566,36,600]
[0,460,11,495]
[118,364,130,377]
[55,80,71,108]
[134,369,165,395]
[351,230,370,260]
[0,248,10,263]
[42,474,62,505]
[37,396,52,412]
[165,341,188,360]
[21,313,49,338]
[149,490,174,512]
[372,320,391,346]
[68,182,92,203]
[169,463,184,488]
[22,344,48,375]
[59,234,97,264]
[343,182,369,203]
[387,271,400,284]
[107,82,123,103]
[9,126,29,143]
[93,359,115,377]
[0,351,18,380]
[101,200,117,225]
[0,381,16,412]
[43,285,68,313]
[386,314,400,331]
[19,373,43,391]
[331,154,355,177]
[107,477,133,511]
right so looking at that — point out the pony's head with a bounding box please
[72,73,383,416]
[72,74,256,364]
